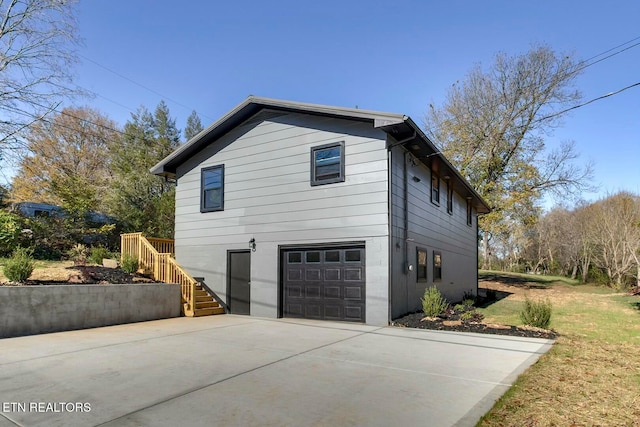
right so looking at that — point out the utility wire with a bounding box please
[79,54,214,122]
[534,81,640,124]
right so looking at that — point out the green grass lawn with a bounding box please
[477,271,640,426]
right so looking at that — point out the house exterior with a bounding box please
[152,97,489,326]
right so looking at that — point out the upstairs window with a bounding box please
[201,165,224,212]
[431,171,440,205]
[446,180,453,215]
[311,142,345,186]
[466,199,473,226]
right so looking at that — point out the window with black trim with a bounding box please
[431,171,440,205]
[466,199,473,226]
[446,180,453,215]
[311,142,345,186]
[417,248,427,282]
[433,251,442,281]
[201,165,224,212]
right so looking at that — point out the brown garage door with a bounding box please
[283,246,365,322]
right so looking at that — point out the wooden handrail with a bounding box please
[121,232,195,315]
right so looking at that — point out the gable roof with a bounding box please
[151,96,490,214]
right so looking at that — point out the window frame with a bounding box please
[431,171,440,205]
[466,199,473,226]
[200,164,225,213]
[446,179,453,215]
[417,248,428,282]
[433,251,442,282]
[310,141,345,186]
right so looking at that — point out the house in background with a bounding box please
[152,97,489,326]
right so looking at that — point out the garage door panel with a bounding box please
[344,268,362,281]
[324,269,340,280]
[306,285,321,298]
[283,246,365,323]
[324,286,341,299]
[345,306,364,320]
[287,285,303,298]
[287,269,303,281]
[344,286,362,300]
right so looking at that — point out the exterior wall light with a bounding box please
[249,238,256,252]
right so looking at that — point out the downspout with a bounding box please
[387,148,393,324]
[403,151,411,313]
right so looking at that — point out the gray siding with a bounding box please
[174,112,390,325]
[389,143,478,319]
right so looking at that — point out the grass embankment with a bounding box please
[477,270,640,426]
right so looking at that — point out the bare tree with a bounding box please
[425,44,593,268]
[0,0,81,156]
[588,192,640,288]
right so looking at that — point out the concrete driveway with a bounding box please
[0,315,553,427]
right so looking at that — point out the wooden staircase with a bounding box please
[121,232,224,317]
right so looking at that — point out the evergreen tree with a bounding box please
[108,101,181,238]
[184,110,204,141]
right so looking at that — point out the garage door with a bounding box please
[283,246,365,322]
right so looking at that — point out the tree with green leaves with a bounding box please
[184,110,204,141]
[425,44,593,269]
[10,107,117,216]
[108,101,180,238]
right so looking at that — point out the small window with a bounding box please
[325,251,340,263]
[201,165,224,212]
[431,172,440,205]
[311,142,345,186]
[417,249,427,282]
[446,180,453,215]
[306,251,321,263]
[466,199,473,226]
[433,251,442,282]
[288,252,302,264]
[345,250,361,262]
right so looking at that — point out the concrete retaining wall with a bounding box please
[0,284,181,338]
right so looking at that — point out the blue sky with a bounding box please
[70,0,639,204]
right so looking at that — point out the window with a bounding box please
[306,251,321,263]
[466,199,473,226]
[201,165,224,212]
[446,180,453,215]
[345,250,361,262]
[417,248,427,282]
[431,171,440,205]
[311,142,345,186]
[433,251,442,281]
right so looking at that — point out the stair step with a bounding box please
[196,295,213,302]
[196,301,220,309]
[192,306,225,317]
[195,289,208,297]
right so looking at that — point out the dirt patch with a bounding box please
[1,264,154,286]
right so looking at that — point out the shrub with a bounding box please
[88,246,112,265]
[421,286,448,317]
[0,211,21,256]
[462,298,475,308]
[3,247,35,283]
[121,254,139,274]
[67,243,88,265]
[520,296,552,329]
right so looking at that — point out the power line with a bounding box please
[534,81,640,124]
[79,54,214,122]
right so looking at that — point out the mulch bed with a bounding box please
[392,311,558,340]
